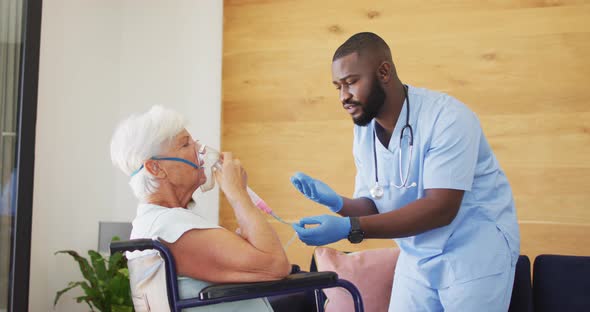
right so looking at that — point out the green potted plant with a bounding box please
[54,237,134,312]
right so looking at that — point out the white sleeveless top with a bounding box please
[127,202,274,312]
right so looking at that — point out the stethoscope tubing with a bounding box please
[371,84,415,198]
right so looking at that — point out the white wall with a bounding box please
[29,1,222,311]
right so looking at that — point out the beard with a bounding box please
[350,78,386,126]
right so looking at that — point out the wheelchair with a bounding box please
[110,239,364,312]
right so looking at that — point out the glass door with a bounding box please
[0,0,24,310]
[1,0,41,310]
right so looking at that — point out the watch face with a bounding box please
[348,231,364,244]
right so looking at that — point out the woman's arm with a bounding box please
[165,152,290,283]
[166,226,290,283]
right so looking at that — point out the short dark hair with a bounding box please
[332,32,392,62]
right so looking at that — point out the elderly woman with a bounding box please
[110,106,290,311]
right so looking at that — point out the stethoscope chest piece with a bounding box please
[370,183,384,199]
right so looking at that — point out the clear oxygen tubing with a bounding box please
[246,187,293,226]
[243,187,298,249]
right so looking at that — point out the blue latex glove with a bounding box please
[290,172,344,213]
[292,215,351,246]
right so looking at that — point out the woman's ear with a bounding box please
[145,159,167,179]
[377,62,392,83]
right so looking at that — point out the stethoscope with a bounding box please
[370,84,417,199]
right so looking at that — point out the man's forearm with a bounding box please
[359,195,460,239]
[338,197,379,217]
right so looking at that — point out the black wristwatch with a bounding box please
[347,217,365,244]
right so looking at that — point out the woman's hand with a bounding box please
[213,152,248,201]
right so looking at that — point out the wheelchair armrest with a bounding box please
[199,271,338,300]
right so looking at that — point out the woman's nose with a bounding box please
[194,141,204,162]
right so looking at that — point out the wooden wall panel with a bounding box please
[222,0,590,267]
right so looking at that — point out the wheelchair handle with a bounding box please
[110,238,157,254]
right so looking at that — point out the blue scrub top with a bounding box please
[353,85,520,289]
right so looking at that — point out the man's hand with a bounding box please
[292,215,351,246]
[290,172,344,212]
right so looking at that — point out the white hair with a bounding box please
[110,105,187,201]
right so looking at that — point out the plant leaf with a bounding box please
[112,305,133,312]
[53,281,84,307]
[55,250,98,288]
[88,250,108,283]
[117,268,129,279]
[109,275,124,297]
[78,281,104,311]
[55,245,135,312]
[108,251,124,275]
[110,272,133,307]
[74,295,95,311]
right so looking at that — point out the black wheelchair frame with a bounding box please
[111,239,365,312]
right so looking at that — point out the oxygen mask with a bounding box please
[197,143,223,192]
